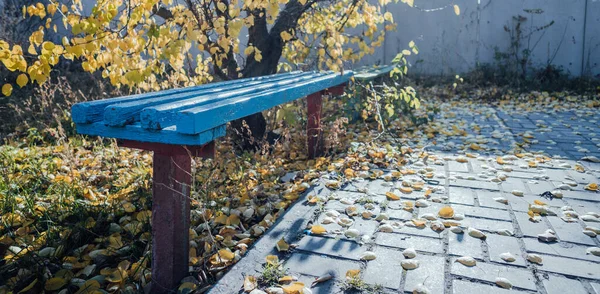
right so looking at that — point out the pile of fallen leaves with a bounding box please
[1,84,599,294]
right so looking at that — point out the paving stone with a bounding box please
[525,180,556,195]
[316,213,344,232]
[566,199,600,216]
[501,178,528,194]
[403,254,445,294]
[452,204,512,221]
[363,246,403,289]
[448,161,469,172]
[375,233,444,254]
[449,232,483,259]
[592,282,600,294]
[547,216,597,246]
[398,225,444,239]
[565,170,599,184]
[323,200,349,213]
[448,187,476,206]
[344,179,369,192]
[460,217,514,234]
[523,238,600,262]
[387,189,427,201]
[451,259,537,291]
[509,170,547,179]
[296,236,366,260]
[541,274,588,294]
[350,217,379,235]
[452,280,530,294]
[534,254,600,279]
[385,208,414,220]
[505,193,564,213]
[367,179,393,196]
[451,178,500,190]
[485,234,526,267]
[284,252,361,278]
[514,211,551,237]
[475,189,509,210]
[561,190,600,201]
[295,274,339,294]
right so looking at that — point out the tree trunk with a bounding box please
[229,36,284,151]
[228,2,305,151]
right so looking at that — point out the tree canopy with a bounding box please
[0,0,421,96]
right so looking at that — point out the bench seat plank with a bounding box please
[72,71,300,124]
[76,122,226,146]
[104,71,319,127]
[354,65,395,81]
[139,72,328,130]
[175,71,353,134]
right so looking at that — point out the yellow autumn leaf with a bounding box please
[18,278,38,293]
[16,74,28,88]
[282,282,305,294]
[2,84,13,96]
[454,5,460,15]
[279,276,295,283]
[244,275,257,292]
[533,200,547,206]
[280,31,293,42]
[585,183,598,191]
[438,206,454,218]
[75,279,101,294]
[276,237,289,252]
[226,214,240,226]
[399,187,413,194]
[412,219,426,228]
[123,202,135,213]
[469,143,481,150]
[45,277,67,291]
[178,282,197,294]
[496,157,505,165]
[311,225,327,235]
[218,248,235,261]
[265,255,279,265]
[346,269,360,279]
[386,191,400,200]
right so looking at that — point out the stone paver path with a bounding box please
[211,107,600,293]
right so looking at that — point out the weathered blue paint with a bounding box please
[76,122,226,145]
[175,71,353,134]
[354,65,395,81]
[140,72,327,130]
[72,71,300,124]
[71,71,352,145]
[104,71,316,127]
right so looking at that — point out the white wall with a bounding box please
[357,0,600,77]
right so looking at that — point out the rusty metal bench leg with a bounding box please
[307,85,346,159]
[117,140,214,293]
[152,151,191,292]
[307,92,324,159]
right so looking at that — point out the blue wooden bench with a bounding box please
[354,64,395,82]
[71,70,352,292]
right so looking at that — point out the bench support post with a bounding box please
[117,140,214,293]
[151,152,191,292]
[307,92,323,159]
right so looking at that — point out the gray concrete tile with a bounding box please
[375,233,444,254]
[541,274,588,294]
[296,235,366,261]
[451,259,537,291]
